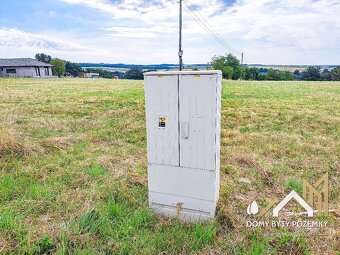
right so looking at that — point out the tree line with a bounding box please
[35,52,340,81]
[35,53,82,77]
[35,53,145,79]
[209,54,340,81]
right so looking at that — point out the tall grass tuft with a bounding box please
[77,208,103,235]
[0,125,36,156]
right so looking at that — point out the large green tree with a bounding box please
[209,53,242,80]
[35,53,52,63]
[225,54,242,80]
[330,66,340,81]
[50,58,66,77]
[209,55,232,79]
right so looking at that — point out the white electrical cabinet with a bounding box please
[144,70,222,222]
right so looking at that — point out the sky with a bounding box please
[0,0,339,65]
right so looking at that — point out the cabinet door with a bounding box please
[179,74,216,170]
[144,75,179,166]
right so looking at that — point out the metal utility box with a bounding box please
[144,70,222,221]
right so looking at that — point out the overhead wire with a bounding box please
[182,1,227,51]
[184,0,241,55]
[182,0,242,57]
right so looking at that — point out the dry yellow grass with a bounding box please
[0,125,33,156]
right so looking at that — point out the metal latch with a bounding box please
[181,121,189,139]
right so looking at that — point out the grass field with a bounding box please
[0,78,339,254]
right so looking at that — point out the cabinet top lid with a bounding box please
[144,70,222,76]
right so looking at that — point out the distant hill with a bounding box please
[79,63,337,72]
[79,63,208,70]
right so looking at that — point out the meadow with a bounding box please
[0,78,339,254]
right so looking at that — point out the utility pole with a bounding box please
[240,52,244,80]
[178,0,183,71]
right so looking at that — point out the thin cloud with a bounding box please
[0,28,90,51]
[104,23,178,38]
[59,0,178,22]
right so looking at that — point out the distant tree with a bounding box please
[35,53,52,63]
[124,68,144,80]
[244,67,260,80]
[264,69,294,81]
[65,61,82,77]
[265,69,280,80]
[302,66,322,81]
[330,66,340,81]
[293,69,301,77]
[281,71,294,80]
[322,68,331,81]
[293,69,300,76]
[293,69,300,80]
[50,58,66,77]
[113,71,125,79]
[258,73,266,80]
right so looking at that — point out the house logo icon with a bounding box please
[247,172,329,218]
[272,190,313,217]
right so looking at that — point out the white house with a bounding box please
[0,58,53,78]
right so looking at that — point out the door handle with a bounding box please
[181,121,189,139]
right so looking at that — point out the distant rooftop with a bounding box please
[0,58,52,67]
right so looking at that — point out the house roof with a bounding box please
[0,58,53,67]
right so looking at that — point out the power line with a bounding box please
[184,0,240,55]
[182,3,229,52]
[182,2,227,50]
[182,0,242,56]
